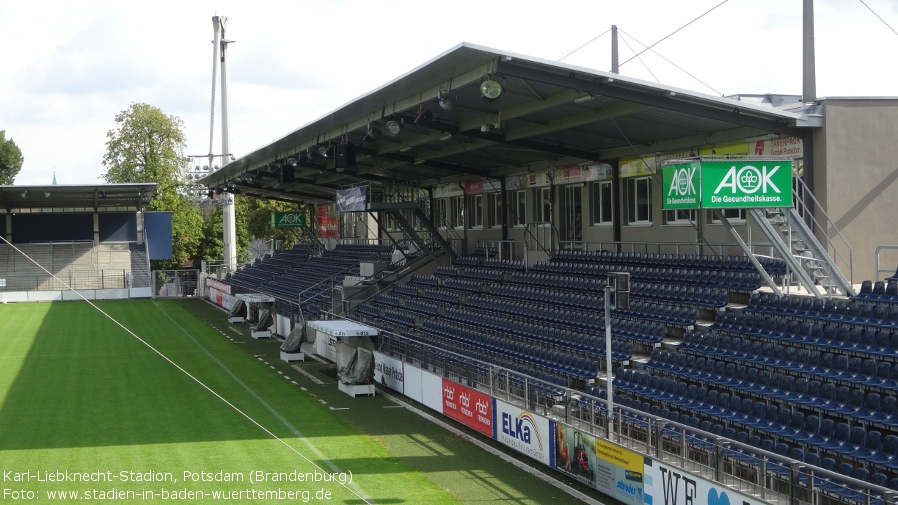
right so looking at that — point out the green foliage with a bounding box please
[102,103,187,188]
[101,103,200,269]
[244,198,306,249]
[0,130,24,185]
[193,195,251,268]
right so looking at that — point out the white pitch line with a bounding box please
[291,364,326,385]
[151,303,371,502]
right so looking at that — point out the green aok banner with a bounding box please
[701,160,793,208]
[271,211,307,228]
[662,161,701,209]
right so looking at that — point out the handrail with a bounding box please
[874,244,898,281]
[793,170,854,285]
[523,221,554,257]
[311,319,892,505]
[556,239,777,257]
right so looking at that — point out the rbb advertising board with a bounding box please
[662,159,793,209]
[644,459,766,505]
[494,400,553,465]
[441,379,493,437]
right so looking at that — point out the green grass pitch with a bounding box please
[0,299,596,504]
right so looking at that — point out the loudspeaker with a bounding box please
[279,165,295,183]
[334,142,356,172]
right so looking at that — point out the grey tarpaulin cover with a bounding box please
[227,299,245,317]
[280,323,306,353]
[252,309,273,331]
[338,347,375,385]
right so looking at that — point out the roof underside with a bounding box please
[202,43,813,204]
[0,184,157,211]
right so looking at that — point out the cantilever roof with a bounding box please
[201,42,816,204]
[0,184,157,211]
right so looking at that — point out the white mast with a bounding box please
[212,16,237,272]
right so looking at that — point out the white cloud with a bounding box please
[2,0,897,186]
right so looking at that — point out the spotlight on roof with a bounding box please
[385,119,402,135]
[480,77,503,101]
[286,157,299,167]
[438,90,456,111]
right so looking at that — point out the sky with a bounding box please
[2,0,897,186]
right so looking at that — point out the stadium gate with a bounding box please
[152,270,200,298]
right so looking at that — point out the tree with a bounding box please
[0,130,24,185]
[244,197,307,249]
[102,103,187,187]
[194,195,251,268]
[102,103,203,269]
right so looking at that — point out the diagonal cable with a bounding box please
[859,0,898,37]
[620,0,730,67]
[558,28,612,62]
[0,234,373,505]
[618,28,724,96]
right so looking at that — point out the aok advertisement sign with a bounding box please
[701,160,792,208]
[270,211,307,228]
[662,159,793,209]
[663,161,701,210]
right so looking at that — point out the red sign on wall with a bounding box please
[317,204,339,238]
[442,379,493,436]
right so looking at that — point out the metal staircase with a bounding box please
[352,182,461,260]
[748,174,854,298]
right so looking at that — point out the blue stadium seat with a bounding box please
[822,462,856,496]
[818,422,851,452]
[792,414,820,443]
[841,425,868,458]
[805,418,835,448]
[777,410,805,440]
[868,395,898,426]
[854,430,883,464]
[868,434,898,467]
[838,388,867,417]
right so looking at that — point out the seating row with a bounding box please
[616,369,898,471]
[648,348,898,419]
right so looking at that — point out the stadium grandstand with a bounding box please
[0,183,168,301]
[4,42,898,504]
[193,43,898,505]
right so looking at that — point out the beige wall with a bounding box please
[816,99,898,282]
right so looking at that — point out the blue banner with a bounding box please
[335,187,367,212]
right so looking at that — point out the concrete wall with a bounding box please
[816,99,898,282]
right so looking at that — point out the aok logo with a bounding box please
[713,165,782,195]
[667,166,697,197]
[279,214,302,224]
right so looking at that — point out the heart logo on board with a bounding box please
[708,488,731,505]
